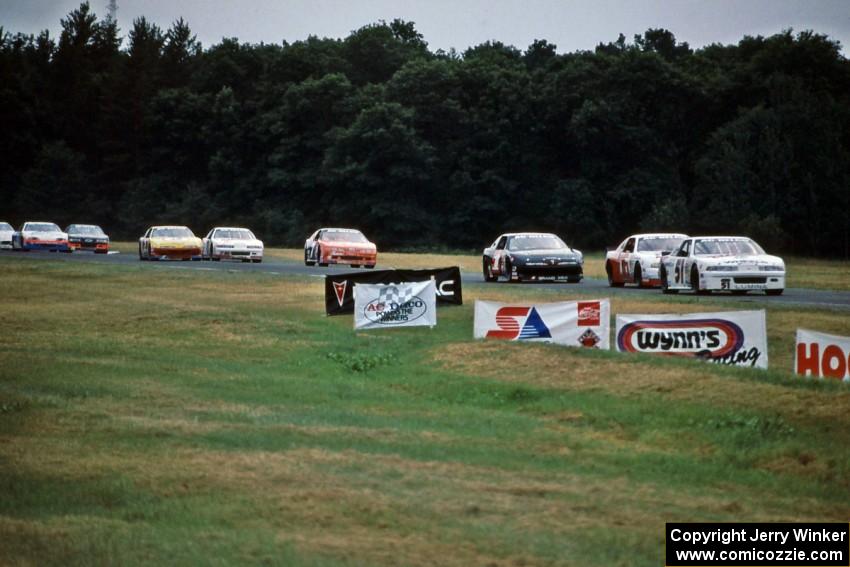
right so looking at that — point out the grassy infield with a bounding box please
[1,249,849,566]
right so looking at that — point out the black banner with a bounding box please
[666,523,849,566]
[324,267,463,316]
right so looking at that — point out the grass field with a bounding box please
[2,254,849,566]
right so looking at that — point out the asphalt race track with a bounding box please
[2,249,849,310]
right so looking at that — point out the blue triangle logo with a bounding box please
[518,307,551,339]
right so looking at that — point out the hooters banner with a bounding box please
[615,310,768,369]
[795,329,850,381]
[473,299,610,349]
[353,280,437,330]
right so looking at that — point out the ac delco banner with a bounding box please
[325,267,462,316]
[473,299,610,349]
[795,329,850,381]
[353,280,437,330]
[615,310,768,369]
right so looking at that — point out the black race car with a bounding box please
[482,232,584,283]
[66,224,110,253]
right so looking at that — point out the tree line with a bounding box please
[2,3,849,256]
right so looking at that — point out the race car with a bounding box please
[605,233,687,287]
[0,222,14,249]
[304,228,377,268]
[65,224,109,253]
[202,227,263,263]
[659,236,785,295]
[138,226,202,261]
[11,222,70,252]
[482,232,583,283]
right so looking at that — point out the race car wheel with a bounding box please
[502,259,515,283]
[252,258,262,263]
[633,265,643,288]
[365,265,375,269]
[304,249,315,266]
[482,258,497,282]
[692,267,710,295]
[766,289,784,296]
[606,262,624,287]
[660,266,677,294]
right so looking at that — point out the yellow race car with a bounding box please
[138,226,203,261]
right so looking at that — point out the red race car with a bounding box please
[304,228,377,268]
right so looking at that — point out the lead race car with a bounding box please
[605,233,687,287]
[304,228,377,268]
[482,232,583,283]
[659,236,785,295]
[11,222,70,252]
[138,226,203,261]
[202,227,263,262]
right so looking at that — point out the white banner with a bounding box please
[615,310,768,368]
[353,280,437,330]
[795,329,850,381]
[473,299,610,349]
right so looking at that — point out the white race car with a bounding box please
[659,236,785,295]
[605,233,687,287]
[0,222,14,249]
[11,221,71,252]
[202,227,263,263]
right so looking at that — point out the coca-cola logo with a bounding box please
[577,301,601,326]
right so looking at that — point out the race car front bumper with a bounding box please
[639,266,662,287]
[700,271,785,292]
[323,251,377,266]
[515,263,583,280]
[22,239,70,251]
[213,247,263,260]
[70,241,109,252]
[0,241,12,249]
[151,247,201,260]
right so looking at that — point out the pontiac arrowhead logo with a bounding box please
[333,280,347,307]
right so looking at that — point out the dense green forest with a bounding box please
[2,3,849,256]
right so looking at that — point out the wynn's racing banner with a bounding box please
[795,329,850,381]
[325,267,462,316]
[354,280,437,330]
[473,299,610,349]
[615,310,768,368]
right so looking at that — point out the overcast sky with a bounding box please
[2,0,849,54]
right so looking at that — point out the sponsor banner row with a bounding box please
[796,329,850,381]
[354,280,437,330]
[325,267,462,316]
[474,301,768,369]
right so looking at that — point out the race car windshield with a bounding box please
[71,226,105,236]
[0,223,12,231]
[152,228,193,238]
[323,231,368,243]
[28,223,61,232]
[638,237,684,252]
[694,239,764,256]
[508,235,566,251]
[216,230,254,240]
